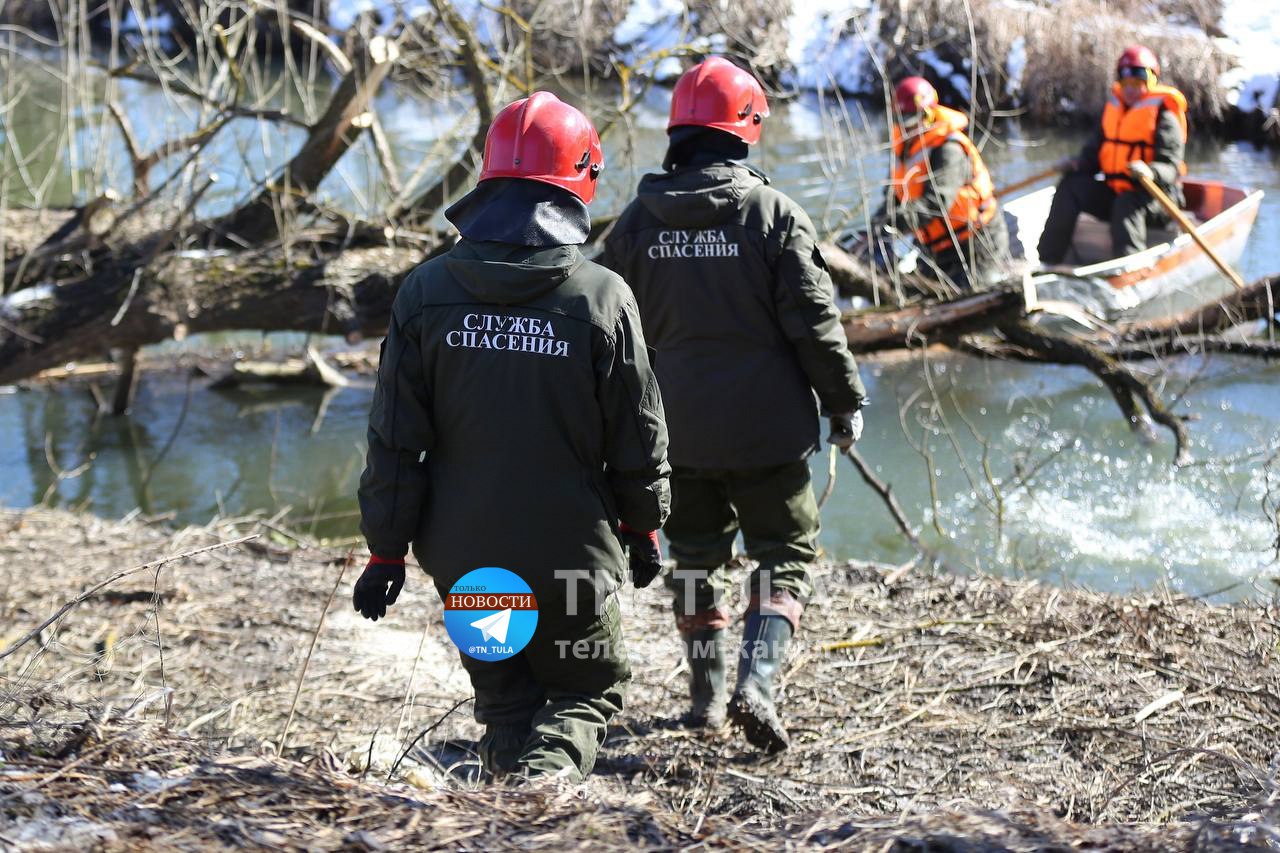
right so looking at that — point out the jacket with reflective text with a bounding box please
[599,162,865,470]
[358,239,671,611]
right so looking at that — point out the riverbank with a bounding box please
[2,507,1277,848]
[2,0,1271,135]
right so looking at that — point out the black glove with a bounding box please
[619,523,663,589]
[353,555,405,621]
[827,410,865,450]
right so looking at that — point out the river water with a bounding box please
[3,73,1279,597]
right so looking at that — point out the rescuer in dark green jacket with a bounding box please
[1037,45,1187,265]
[869,76,1011,292]
[599,57,867,754]
[354,92,670,782]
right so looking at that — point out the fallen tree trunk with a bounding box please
[1114,276,1280,340]
[819,239,948,305]
[3,238,1272,381]
[842,288,1024,352]
[1,231,1274,467]
[0,245,410,385]
[207,346,351,390]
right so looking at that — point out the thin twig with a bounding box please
[387,696,472,782]
[278,549,354,754]
[0,536,258,662]
[817,445,839,511]
[844,447,938,571]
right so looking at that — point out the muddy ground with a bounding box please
[1,507,1278,850]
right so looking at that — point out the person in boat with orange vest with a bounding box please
[1037,44,1187,265]
[868,76,1010,291]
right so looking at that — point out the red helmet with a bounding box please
[668,56,770,144]
[479,91,603,204]
[1116,44,1160,78]
[894,77,938,115]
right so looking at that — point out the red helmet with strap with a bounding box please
[479,91,604,204]
[894,77,938,115]
[668,56,770,144]
[1116,44,1160,78]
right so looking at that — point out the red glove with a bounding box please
[352,554,405,621]
[618,523,663,588]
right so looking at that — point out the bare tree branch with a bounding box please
[207,35,399,245]
[104,63,310,128]
[390,0,493,223]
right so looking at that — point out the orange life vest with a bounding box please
[891,105,997,254]
[1098,82,1188,193]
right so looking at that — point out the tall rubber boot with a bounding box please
[478,723,530,779]
[680,628,727,729]
[727,612,793,753]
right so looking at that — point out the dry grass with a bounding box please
[2,507,1279,849]
[877,0,1236,127]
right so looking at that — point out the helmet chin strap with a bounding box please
[1119,79,1149,106]
[899,108,932,135]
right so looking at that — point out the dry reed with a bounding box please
[2,507,1277,849]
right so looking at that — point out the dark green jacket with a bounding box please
[880,140,972,235]
[876,140,1011,284]
[358,239,671,609]
[599,162,865,469]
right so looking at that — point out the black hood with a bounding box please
[635,161,768,229]
[443,238,585,305]
[662,126,750,171]
[445,178,591,247]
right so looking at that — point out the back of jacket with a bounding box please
[358,239,670,613]
[600,162,865,469]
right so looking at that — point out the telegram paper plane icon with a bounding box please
[470,608,512,644]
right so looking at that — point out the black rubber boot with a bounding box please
[680,628,727,729]
[478,722,531,779]
[727,613,793,753]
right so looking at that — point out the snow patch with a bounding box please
[131,769,187,793]
[610,0,690,81]
[1006,36,1026,101]
[1220,0,1280,104]
[919,48,971,104]
[121,9,172,36]
[614,0,684,46]
[309,0,1277,110]
[1233,74,1280,112]
[783,0,877,94]
[1,284,54,312]
[330,0,379,29]
[330,1,454,32]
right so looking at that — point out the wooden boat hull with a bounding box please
[1003,178,1263,320]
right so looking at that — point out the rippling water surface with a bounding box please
[3,77,1278,597]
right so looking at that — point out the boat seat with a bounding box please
[1065,209,1201,266]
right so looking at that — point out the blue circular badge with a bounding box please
[442,568,538,661]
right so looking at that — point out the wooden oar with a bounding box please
[994,166,1062,199]
[1132,170,1245,291]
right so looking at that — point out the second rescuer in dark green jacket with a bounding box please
[599,57,866,755]
[872,77,1010,292]
[354,92,670,783]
